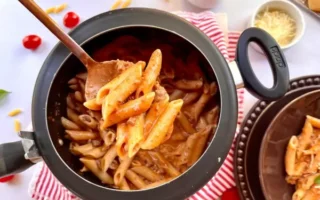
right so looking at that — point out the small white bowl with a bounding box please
[249,0,305,50]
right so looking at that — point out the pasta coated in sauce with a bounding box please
[61,35,220,190]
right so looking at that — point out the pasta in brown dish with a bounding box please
[61,35,220,190]
[285,116,320,200]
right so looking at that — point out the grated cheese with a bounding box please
[254,8,297,46]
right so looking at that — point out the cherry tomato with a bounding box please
[0,175,15,183]
[22,35,42,50]
[63,12,80,28]
[221,187,240,200]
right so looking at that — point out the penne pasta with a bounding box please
[114,156,134,186]
[66,94,76,110]
[179,132,199,165]
[307,115,320,128]
[176,112,196,134]
[96,63,137,104]
[61,117,81,130]
[298,174,320,190]
[141,99,183,150]
[87,110,102,121]
[14,119,21,133]
[116,123,129,158]
[69,84,78,90]
[119,178,130,190]
[136,49,162,97]
[78,80,86,94]
[61,41,222,191]
[131,160,142,167]
[99,129,116,147]
[204,106,220,125]
[285,136,299,176]
[297,120,313,158]
[70,143,94,156]
[79,114,98,129]
[295,162,308,176]
[76,72,88,81]
[144,93,169,137]
[183,91,201,105]
[125,170,146,189]
[83,98,101,111]
[188,126,212,166]
[308,151,320,174]
[54,3,67,13]
[109,160,119,170]
[80,158,113,184]
[82,146,107,159]
[75,91,84,103]
[102,92,155,128]
[131,166,162,182]
[191,82,217,122]
[171,79,203,90]
[8,109,22,117]
[148,151,180,177]
[68,77,78,85]
[169,89,185,101]
[121,0,132,8]
[196,116,208,131]
[100,145,117,172]
[301,188,317,200]
[67,108,83,127]
[102,61,145,123]
[111,0,123,10]
[127,114,145,158]
[292,189,305,200]
[65,130,98,141]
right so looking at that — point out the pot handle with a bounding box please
[0,141,34,178]
[0,131,41,178]
[235,27,290,101]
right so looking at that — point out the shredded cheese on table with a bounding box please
[254,8,297,47]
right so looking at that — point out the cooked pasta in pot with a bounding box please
[61,35,220,190]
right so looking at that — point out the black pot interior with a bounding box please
[46,27,220,188]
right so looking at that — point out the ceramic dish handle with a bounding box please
[0,131,41,178]
[235,27,290,101]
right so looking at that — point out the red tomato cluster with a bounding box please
[23,12,80,50]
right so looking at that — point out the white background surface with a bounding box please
[0,0,319,199]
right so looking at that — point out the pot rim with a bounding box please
[32,8,237,200]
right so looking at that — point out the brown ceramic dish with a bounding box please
[259,89,320,200]
[235,75,320,200]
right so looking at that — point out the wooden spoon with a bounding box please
[19,0,132,100]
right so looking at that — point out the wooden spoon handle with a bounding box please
[19,0,94,67]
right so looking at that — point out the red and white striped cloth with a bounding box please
[28,11,244,200]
